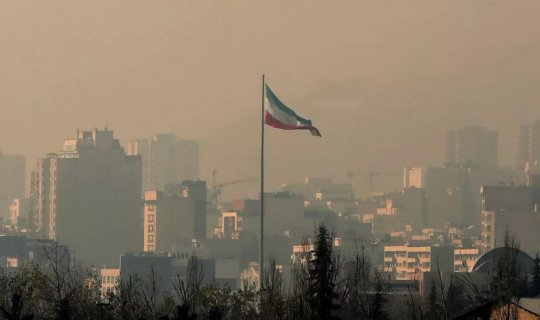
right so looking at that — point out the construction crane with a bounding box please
[346,171,399,195]
[209,170,257,209]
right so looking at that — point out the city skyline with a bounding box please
[2,2,540,200]
[1,2,540,318]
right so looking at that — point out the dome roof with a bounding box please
[472,247,534,273]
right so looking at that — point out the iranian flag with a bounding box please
[264,84,321,137]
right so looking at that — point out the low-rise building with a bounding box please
[100,268,120,297]
[144,180,207,253]
[384,245,453,280]
[453,248,480,272]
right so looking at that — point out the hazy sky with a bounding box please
[1,1,540,199]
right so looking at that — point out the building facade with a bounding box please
[446,126,498,170]
[480,178,540,255]
[128,134,199,192]
[144,181,207,253]
[0,151,26,220]
[29,129,142,265]
[517,120,540,172]
[9,198,29,227]
[453,248,480,272]
[383,245,453,280]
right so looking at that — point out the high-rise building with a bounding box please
[128,134,199,191]
[403,165,520,228]
[9,198,29,227]
[143,180,207,253]
[29,128,142,265]
[0,151,26,220]
[516,120,540,172]
[446,126,498,169]
[480,175,540,255]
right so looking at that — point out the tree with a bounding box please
[405,283,423,320]
[426,280,440,320]
[287,249,310,319]
[33,242,102,320]
[0,266,36,320]
[260,259,284,320]
[445,275,471,319]
[172,254,203,319]
[109,275,149,320]
[529,253,540,297]
[229,284,258,320]
[196,284,230,319]
[341,243,372,320]
[490,231,528,320]
[371,271,389,320]
[308,223,339,320]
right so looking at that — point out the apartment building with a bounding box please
[29,128,142,265]
[384,245,453,280]
[144,181,207,253]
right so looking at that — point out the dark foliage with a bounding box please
[308,224,339,320]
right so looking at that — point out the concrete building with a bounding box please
[265,192,306,238]
[29,128,142,265]
[0,151,26,220]
[144,180,207,253]
[213,211,259,240]
[227,193,306,238]
[517,120,540,172]
[281,177,354,201]
[128,134,199,192]
[240,262,260,290]
[403,165,520,228]
[9,198,29,228]
[453,248,480,272]
[100,268,120,297]
[446,126,498,170]
[0,236,70,270]
[119,252,239,292]
[383,245,453,280]
[480,176,540,255]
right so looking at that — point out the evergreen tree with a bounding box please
[427,280,440,319]
[308,223,339,320]
[371,272,389,320]
[446,277,470,319]
[531,253,540,297]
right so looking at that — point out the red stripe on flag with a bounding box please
[264,111,321,137]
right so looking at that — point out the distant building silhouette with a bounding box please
[127,134,199,192]
[480,173,540,255]
[446,126,498,170]
[143,180,207,253]
[517,120,540,172]
[9,198,29,228]
[29,128,142,265]
[0,151,26,220]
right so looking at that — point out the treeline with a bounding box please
[0,226,538,320]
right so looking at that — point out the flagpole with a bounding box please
[259,74,265,292]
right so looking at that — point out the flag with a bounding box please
[264,84,321,137]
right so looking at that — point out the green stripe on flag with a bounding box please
[265,84,312,126]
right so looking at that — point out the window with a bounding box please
[148,214,154,222]
[148,225,154,232]
[148,235,154,243]
[147,204,155,212]
[147,245,154,251]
